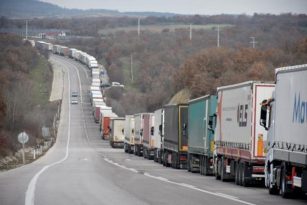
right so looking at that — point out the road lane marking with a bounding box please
[103,159,256,205]
[25,66,72,205]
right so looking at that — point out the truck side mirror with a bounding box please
[122,128,124,134]
[132,129,134,134]
[260,102,269,131]
[151,127,154,135]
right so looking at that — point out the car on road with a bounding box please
[71,91,78,97]
[71,97,78,104]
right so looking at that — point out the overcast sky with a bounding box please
[40,0,307,15]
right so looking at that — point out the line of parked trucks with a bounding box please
[32,39,307,198]
[123,65,307,198]
[34,40,124,148]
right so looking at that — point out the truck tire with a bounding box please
[221,157,226,182]
[280,164,292,198]
[267,163,279,195]
[235,162,240,185]
[215,159,221,180]
[199,156,203,175]
[187,154,191,172]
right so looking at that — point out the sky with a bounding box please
[39,0,307,15]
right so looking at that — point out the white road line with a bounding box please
[103,159,256,205]
[25,67,72,205]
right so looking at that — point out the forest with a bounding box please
[0,34,56,157]
[52,14,307,115]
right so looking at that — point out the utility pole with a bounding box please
[217,25,220,48]
[189,24,192,41]
[137,17,141,37]
[26,20,28,40]
[250,37,257,48]
[130,54,134,82]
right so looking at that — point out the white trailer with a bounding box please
[134,113,146,156]
[260,64,307,197]
[214,81,275,186]
[153,109,164,163]
[142,114,155,160]
[109,118,125,148]
[124,115,135,154]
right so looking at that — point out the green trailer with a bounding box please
[187,95,217,175]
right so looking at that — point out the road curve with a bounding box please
[0,54,306,205]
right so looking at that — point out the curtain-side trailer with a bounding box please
[214,81,275,186]
[187,95,217,175]
[162,104,188,169]
[124,115,135,154]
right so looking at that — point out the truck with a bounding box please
[153,108,164,163]
[94,105,109,123]
[214,81,275,186]
[109,117,125,148]
[134,113,146,156]
[124,115,135,154]
[100,109,117,140]
[260,64,307,197]
[143,114,155,159]
[187,95,217,175]
[162,104,188,169]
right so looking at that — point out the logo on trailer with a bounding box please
[293,93,307,124]
[237,104,248,127]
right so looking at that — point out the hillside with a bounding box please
[0,0,177,18]
[0,34,57,157]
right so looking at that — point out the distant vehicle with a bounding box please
[111,82,124,88]
[124,115,135,154]
[109,118,125,148]
[71,97,78,104]
[71,91,78,97]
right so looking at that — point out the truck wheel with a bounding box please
[280,165,292,198]
[215,159,221,180]
[235,162,240,185]
[267,163,279,195]
[203,156,208,176]
[187,154,191,172]
[238,163,243,186]
[199,156,203,175]
[222,158,227,181]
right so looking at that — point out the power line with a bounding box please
[250,36,257,48]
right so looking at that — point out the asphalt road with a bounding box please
[0,54,306,205]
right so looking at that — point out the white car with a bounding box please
[71,97,78,104]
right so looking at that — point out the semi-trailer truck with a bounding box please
[153,108,164,163]
[134,113,151,156]
[260,64,307,197]
[124,115,135,154]
[143,114,155,159]
[187,95,217,175]
[214,81,275,186]
[162,104,188,169]
[109,117,125,148]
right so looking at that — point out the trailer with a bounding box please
[214,81,275,186]
[143,114,155,159]
[124,115,135,154]
[109,118,125,148]
[187,95,217,175]
[153,108,164,163]
[162,104,188,169]
[134,113,146,156]
[260,64,307,197]
[100,110,117,140]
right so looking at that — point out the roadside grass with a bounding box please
[29,56,53,106]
